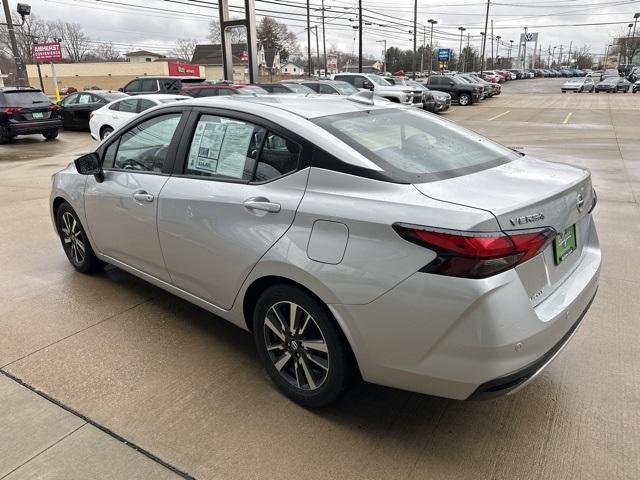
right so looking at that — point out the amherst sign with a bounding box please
[32,42,63,62]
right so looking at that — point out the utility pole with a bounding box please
[307,0,312,78]
[2,0,27,86]
[480,0,490,74]
[491,20,494,69]
[558,44,564,66]
[412,0,417,79]
[458,27,466,72]
[466,33,470,72]
[315,25,320,75]
[321,0,327,77]
[427,19,437,75]
[358,0,362,73]
[495,35,501,67]
[420,26,425,74]
[376,39,387,74]
[567,40,572,67]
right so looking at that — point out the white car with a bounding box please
[89,94,188,140]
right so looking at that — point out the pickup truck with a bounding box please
[424,75,483,106]
[332,73,415,105]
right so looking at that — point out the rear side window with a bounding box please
[162,79,181,93]
[115,99,139,113]
[184,114,300,182]
[140,79,158,92]
[4,91,50,106]
[314,109,518,183]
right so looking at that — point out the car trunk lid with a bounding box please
[414,155,594,306]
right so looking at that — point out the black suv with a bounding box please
[120,76,206,95]
[0,87,62,143]
[424,75,483,106]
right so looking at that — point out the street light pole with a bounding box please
[358,0,362,73]
[495,35,501,67]
[306,0,312,78]
[458,27,466,72]
[1,0,27,86]
[604,43,612,69]
[480,0,490,75]
[427,19,437,76]
[627,23,634,64]
[509,39,514,66]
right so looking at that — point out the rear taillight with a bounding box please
[3,107,22,115]
[588,188,597,213]
[393,224,556,279]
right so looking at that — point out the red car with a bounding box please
[182,83,268,97]
[481,72,498,83]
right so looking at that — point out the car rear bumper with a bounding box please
[330,215,601,400]
[8,119,62,135]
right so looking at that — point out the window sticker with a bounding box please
[187,121,226,174]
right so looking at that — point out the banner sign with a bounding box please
[32,42,63,62]
[327,54,338,72]
[519,32,539,44]
[437,48,451,62]
[168,61,200,76]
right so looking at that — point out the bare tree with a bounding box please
[209,19,246,44]
[1,14,55,63]
[573,44,593,70]
[51,21,92,62]
[172,38,198,62]
[92,42,123,62]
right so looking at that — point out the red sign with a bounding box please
[32,42,63,62]
[239,51,249,63]
[168,61,200,77]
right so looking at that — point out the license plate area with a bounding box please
[553,224,577,265]
[32,112,44,119]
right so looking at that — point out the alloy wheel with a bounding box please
[263,301,329,391]
[60,211,86,264]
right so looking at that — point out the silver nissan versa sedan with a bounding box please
[50,93,601,407]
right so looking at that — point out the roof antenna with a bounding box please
[347,90,375,106]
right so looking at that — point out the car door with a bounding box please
[84,110,187,281]
[110,98,141,130]
[59,93,79,127]
[73,93,98,129]
[157,110,309,309]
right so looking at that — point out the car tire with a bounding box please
[458,93,471,106]
[55,202,105,274]
[43,129,59,140]
[100,126,114,140]
[0,127,10,144]
[253,284,355,407]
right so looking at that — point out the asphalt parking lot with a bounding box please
[1,77,639,479]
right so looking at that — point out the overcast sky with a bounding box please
[21,0,640,60]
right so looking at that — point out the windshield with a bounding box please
[405,80,425,91]
[602,78,619,84]
[367,75,392,86]
[282,83,313,93]
[314,108,518,182]
[4,91,50,106]
[241,86,268,94]
[101,92,129,101]
[335,83,358,95]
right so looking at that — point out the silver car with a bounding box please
[562,77,595,93]
[50,94,601,407]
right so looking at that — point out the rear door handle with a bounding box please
[133,191,154,203]
[243,197,281,213]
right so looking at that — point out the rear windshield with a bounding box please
[3,91,50,106]
[314,108,519,183]
[335,83,358,95]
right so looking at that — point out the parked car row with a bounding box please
[561,76,633,93]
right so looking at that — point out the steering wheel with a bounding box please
[151,145,169,169]
[120,158,149,170]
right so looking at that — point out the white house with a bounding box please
[279,62,304,75]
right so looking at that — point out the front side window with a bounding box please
[124,80,141,93]
[106,113,182,172]
[315,109,518,183]
[335,83,358,95]
[184,114,300,182]
[77,93,94,104]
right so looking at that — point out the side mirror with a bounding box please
[118,87,124,92]
[74,152,103,182]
